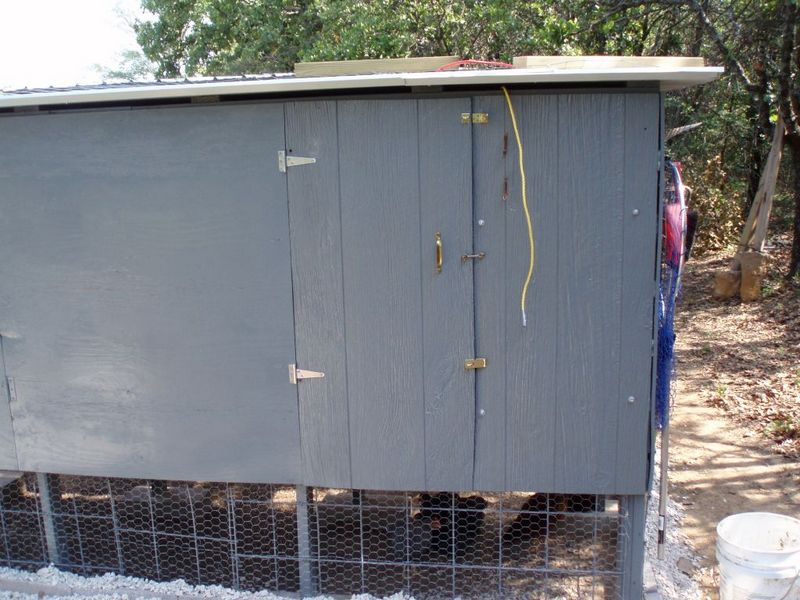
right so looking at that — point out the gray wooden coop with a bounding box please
[0,58,719,599]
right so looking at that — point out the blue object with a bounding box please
[656,160,686,429]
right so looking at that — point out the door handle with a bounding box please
[435,232,443,273]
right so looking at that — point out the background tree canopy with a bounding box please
[132,0,800,278]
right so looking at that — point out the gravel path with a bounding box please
[0,564,385,599]
[645,446,704,599]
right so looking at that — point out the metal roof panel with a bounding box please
[0,66,723,109]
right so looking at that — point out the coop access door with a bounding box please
[470,92,660,495]
[287,92,659,494]
[286,99,476,491]
[0,103,301,482]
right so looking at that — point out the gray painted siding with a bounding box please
[0,344,19,469]
[0,91,660,494]
[553,93,625,493]
[289,98,476,490]
[337,99,427,489]
[286,100,352,488]
[472,95,508,491]
[504,94,560,492]
[0,104,301,482]
[473,92,659,494]
[418,98,475,491]
[616,93,660,491]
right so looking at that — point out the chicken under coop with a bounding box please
[0,474,629,599]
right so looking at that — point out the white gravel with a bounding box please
[0,565,410,600]
[645,444,705,600]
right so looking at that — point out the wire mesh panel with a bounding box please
[0,474,48,570]
[0,474,633,599]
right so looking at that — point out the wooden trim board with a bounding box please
[294,56,458,77]
[513,55,705,69]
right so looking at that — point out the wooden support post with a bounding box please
[712,268,742,300]
[296,485,314,597]
[620,495,647,600]
[740,252,767,302]
[715,117,784,300]
[749,119,785,253]
[36,473,60,566]
[657,424,670,561]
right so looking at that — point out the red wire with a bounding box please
[435,59,514,71]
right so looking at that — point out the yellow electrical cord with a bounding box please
[501,86,535,327]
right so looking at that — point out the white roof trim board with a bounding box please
[0,66,723,109]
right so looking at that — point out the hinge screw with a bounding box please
[632,209,640,216]
[627,396,636,404]
[479,409,486,417]
[478,219,485,226]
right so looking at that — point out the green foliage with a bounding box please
[769,417,800,442]
[666,79,756,252]
[136,0,726,77]
[300,1,559,62]
[686,155,746,251]
[135,0,318,76]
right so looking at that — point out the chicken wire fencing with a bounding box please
[0,473,633,599]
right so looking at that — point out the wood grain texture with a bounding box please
[553,94,625,493]
[0,104,301,482]
[294,56,458,77]
[472,95,508,491]
[337,99,426,490]
[504,94,559,491]
[512,56,705,69]
[615,94,660,493]
[0,340,19,470]
[647,94,666,492]
[0,92,662,495]
[418,98,475,490]
[286,101,352,488]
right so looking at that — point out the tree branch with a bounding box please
[686,0,752,87]
[602,0,754,88]
[778,0,800,139]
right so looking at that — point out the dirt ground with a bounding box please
[667,242,800,599]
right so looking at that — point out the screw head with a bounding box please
[627,396,636,404]
[479,409,486,416]
[478,219,485,226]
[632,209,640,216]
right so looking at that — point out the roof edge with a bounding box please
[0,66,724,110]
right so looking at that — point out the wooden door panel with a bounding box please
[0,103,301,482]
[473,92,659,494]
[289,98,476,490]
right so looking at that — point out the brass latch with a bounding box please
[464,358,487,370]
[460,112,489,125]
[289,363,325,384]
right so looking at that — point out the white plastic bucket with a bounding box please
[717,512,800,600]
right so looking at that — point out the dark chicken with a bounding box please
[502,493,553,543]
[503,493,601,543]
[395,492,488,561]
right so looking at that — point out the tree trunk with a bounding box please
[789,134,800,279]
[777,0,799,278]
[743,67,771,219]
